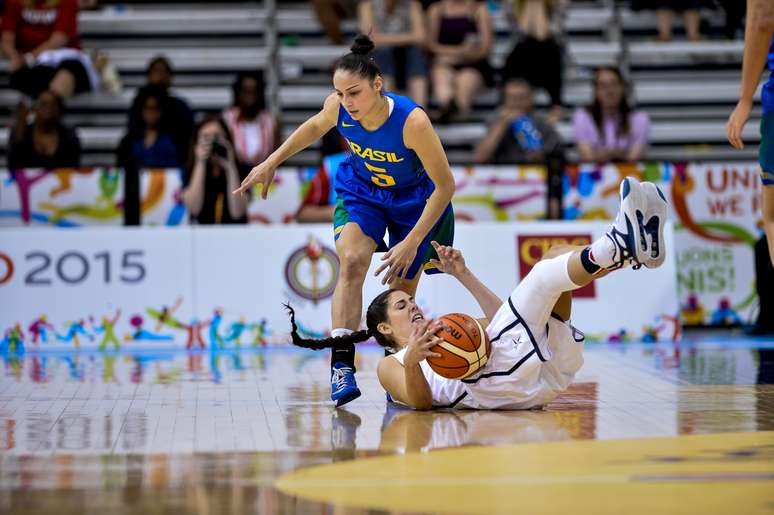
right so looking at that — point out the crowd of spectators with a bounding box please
[2,0,742,224]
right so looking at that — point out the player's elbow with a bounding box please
[753,15,774,33]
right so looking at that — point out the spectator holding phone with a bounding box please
[181,115,249,224]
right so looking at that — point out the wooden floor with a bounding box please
[0,336,772,514]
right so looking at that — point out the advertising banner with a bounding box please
[563,162,762,326]
[1,166,546,227]
[0,168,188,226]
[1,222,678,351]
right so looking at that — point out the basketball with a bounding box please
[426,313,492,380]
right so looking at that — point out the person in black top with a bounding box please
[7,89,80,170]
[127,56,194,165]
[181,114,249,224]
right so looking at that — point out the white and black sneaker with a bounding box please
[605,177,650,270]
[640,182,668,269]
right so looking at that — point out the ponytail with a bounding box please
[285,304,371,349]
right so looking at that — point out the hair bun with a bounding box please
[350,34,375,56]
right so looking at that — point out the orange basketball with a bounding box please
[426,313,492,380]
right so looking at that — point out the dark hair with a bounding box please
[587,67,631,138]
[231,70,266,111]
[187,113,236,170]
[286,289,397,351]
[36,89,65,117]
[147,55,173,76]
[332,34,382,83]
[129,84,171,136]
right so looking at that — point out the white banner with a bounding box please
[0,222,678,350]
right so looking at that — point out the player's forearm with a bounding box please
[740,0,774,102]
[454,268,502,321]
[266,116,328,168]
[403,364,433,409]
[404,183,454,246]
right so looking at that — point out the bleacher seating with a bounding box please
[0,2,761,167]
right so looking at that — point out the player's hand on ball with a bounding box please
[428,241,467,277]
[726,98,752,150]
[233,160,276,198]
[375,239,419,285]
[403,319,444,367]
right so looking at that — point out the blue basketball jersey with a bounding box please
[764,38,774,113]
[336,92,425,189]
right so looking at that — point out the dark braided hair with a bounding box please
[333,34,382,84]
[286,289,397,351]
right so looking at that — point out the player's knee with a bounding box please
[338,249,371,281]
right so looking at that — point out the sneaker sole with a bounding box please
[335,388,361,407]
[641,182,668,269]
[619,177,649,266]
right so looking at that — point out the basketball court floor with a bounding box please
[1,334,772,514]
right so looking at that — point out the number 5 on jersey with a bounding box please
[365,162,396,187]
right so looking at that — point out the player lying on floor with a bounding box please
[288,177,668,410]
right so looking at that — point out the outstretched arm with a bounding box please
[727,0,774,149]
[428,241,502,321]
[234,93,339,196]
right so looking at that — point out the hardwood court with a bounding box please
[0,337,772,514]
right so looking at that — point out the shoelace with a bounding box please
[332,367,353,389]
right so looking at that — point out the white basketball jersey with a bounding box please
[390,315,584,410]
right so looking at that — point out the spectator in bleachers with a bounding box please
[1,0,100,98]
[473,78,563,165]
[116,85,181,170]
[631,0,702,42]
[502,0,565,123]
[573,67,650,163]
[313,0,359,45]
[358,0,428,107]
[7,90,81,169]
[181,115,249,225]
[427,0,493,123]
[222,71,278,176]
[128,56,194,163]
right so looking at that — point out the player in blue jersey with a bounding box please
[234,35,455,407]
[727,0,774,266]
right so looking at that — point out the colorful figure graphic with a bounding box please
[93,309,121,351]
[225,317,248,347]
[125,314,173,342]
[28,315,53,345]
[249,319,270,347]
[711,298,743,326]
[209,308,226,349]
[56,319,92,349]
[1,324,25,354]
[147,300,208,350]
[681,294,707,326]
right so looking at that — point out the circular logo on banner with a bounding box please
[285,238,339,302]
[0,253,13,285]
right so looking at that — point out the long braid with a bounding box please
[284,303,371,349]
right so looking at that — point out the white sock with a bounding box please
[588,234,617,269]
[331,328,354,338]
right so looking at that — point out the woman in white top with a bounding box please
[289,177,668,410]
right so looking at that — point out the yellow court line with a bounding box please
[276,431,774,515]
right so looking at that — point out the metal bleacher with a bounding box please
[0,1,759,168]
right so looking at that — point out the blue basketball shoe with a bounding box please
[331,362,361,407]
